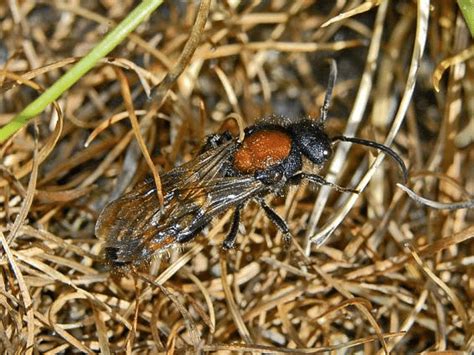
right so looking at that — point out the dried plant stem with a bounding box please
[0,231,35,354]
[397,183,474,210]
[304,0,389,253]
[0,0,164,143]
[1,1,470,352]
[220,254,253,344]
[309,0,430,247]
[115,68,164,206]
[151,0,212,107]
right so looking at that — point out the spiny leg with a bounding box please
[257,198,292,246]
[294,172,359,194]
[222,206,242,250]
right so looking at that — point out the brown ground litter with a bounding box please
[0,1,472,353]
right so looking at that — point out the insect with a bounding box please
[95,60,408,271]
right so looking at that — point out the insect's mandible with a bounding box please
[95,60,408,271]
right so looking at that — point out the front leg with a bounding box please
[292,172,359,194]
[257,198,292,246]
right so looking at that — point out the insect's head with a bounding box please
[284,59,336,166]
[289,120,332,166]
[312,59,408,182]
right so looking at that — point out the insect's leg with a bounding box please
[257,198,292,246]
[199,132,233,153]
[295,173,359,194]
[176,216,212,244]
[222,206,242,250]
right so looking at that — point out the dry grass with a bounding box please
[0,1,473,353]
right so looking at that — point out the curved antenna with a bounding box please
[332,135,408,183]
[320,59,338,124]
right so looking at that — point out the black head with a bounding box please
[305,59,407,182]
[289,120,332,165]
[285,59,336,166]
[287,59,407,181]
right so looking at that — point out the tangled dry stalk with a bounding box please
[0,1,473,353]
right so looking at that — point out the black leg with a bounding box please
[199,132,233,153]
[258,198,292,246]
[222,206,241,250]
[293,172,359,194]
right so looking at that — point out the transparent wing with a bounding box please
[161,174,265,224]
[96,139,269,247]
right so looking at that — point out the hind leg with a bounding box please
[257,198,292,246]
[222,206,242,250]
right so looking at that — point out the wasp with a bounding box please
[95,61,408,271]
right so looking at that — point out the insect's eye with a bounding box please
[298,132,332,165]
[296,131,332,165]
[289,120,332,165]
[312,141,332,164]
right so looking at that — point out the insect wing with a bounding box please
[164,175,265,224]
[163,139,237,196]
[96,139,239,253]
[95,175,168,244]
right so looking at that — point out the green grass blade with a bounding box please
[0,0,164,143]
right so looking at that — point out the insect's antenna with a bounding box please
[320,59,338,124]
[332,135,408,183]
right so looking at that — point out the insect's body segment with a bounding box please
[96,118,334,269]
[96,61,408,271]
